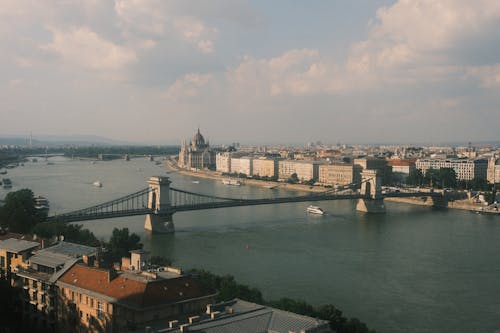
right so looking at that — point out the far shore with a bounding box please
[164,158,493,213]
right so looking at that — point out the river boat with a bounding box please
[192,180,200,184]
[34,195,50,212]
[2,178,12,189]
[0,169,6,175]
[264,184,277,189]
[93,181,102,188]
[307,205,325,215]
[222,178,241,186]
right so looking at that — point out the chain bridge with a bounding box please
[48,172,444,233]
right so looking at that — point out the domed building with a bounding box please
[178,129,216,169]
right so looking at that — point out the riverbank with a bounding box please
[164,158,326,193]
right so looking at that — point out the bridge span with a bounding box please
[48,173,444,233]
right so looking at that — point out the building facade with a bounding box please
[278,160,321,181]
[230,157,253,176]
[318,163,362,186]
[178,129,215,170]
[487,156,500,184]
[416,158,488,181]
[252,158,278,178]
[388,159,416,183]
[215,152,231,173]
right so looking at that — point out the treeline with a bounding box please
[63,145,180,158]
[192,269,376,333]
[406,168,491,191]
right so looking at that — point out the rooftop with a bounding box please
[0,238,40,254]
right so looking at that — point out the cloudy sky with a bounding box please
[1,0,499,145]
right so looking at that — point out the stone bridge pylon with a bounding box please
[356,169,386,213]
[144,176,175,233]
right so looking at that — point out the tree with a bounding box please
[424,169,440,188]
[406,169,424,186]
[33,221,100,247]
[0,189,44,233]
[288,173,299,184]
[438,168,456,188]
[105,228,142,261]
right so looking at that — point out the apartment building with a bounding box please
[318,163,362,186]
[252,158,278,178]
[388,159,416,183]
[56,252,216,332]
[278,160,321,181]
[416,158,488,181]
[215,152,231,173]
[230,157,253,176]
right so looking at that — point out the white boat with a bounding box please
[192,180,200,184]
[93,181,102,187]
[34,195,50,211]
[222,178,241,186]
[307,205,325,215]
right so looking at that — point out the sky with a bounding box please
[1,0,499,145]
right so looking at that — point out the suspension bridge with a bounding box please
[47,171,444,233]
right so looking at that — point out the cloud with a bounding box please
[173,16,217,54]
[43,26,137,70]
[165,73,212,101]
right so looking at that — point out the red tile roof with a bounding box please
[59,264,207,308]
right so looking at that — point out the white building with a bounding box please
[416,158,488,181]
[216,152,231,173]
[230,157,253,176]
[278,160,321,181]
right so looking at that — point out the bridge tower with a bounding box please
[356,169,386,213]
[144,176,175,233]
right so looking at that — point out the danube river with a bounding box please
[3,157,500,333]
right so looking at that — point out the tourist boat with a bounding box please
[222,179,241,186]
[2,178,12,189]
[34,195,50,212]
[307,205,325,215]
[93,181,102,187]
[192,180,200,184]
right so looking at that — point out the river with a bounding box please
[2,156,500,333]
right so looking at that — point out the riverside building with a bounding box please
[278,160,322,182]
[416,158,488,181]
[178,129,215,170]
[318,163,362,187]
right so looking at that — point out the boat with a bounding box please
[93,181,102,188]
[192,180,200,184]
[0,169,7,175]
[34,195,50,212]
[307,205,325,215]
[222,179,241,186]
[264,184,277,189]
[2,178,12,189]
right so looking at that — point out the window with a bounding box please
[79,294,82,303]
[71,291,74,301]
[32,280,37,289]
[97,302,104,318]
[90,298,94,308]
[0,256,4,267]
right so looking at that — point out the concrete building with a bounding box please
[416,158,488,181]
[56,252,216,333]
[353,157,392,185]
[487,156,500,184]
[252,158,278,178]
[152,299,333,333]
[15,241,97,331]
[230,157,253,176]
[318,163,362,186]
[278,160,321,182]
[0,237,39,282]
[178,129,215,170]
[215,152,231,173]
[388,159,416,183]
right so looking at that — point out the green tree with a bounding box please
[0,189,44,233]
[424,169,440,188]
[316,304,347,332]
[32,221,100,247]
[288,173,299,184]
[105,228,142,261]
[406,169,424,186]
[438,168,457,188]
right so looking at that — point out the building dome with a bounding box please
[192,128,206,147]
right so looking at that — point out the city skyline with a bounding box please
[1,1,500,144]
